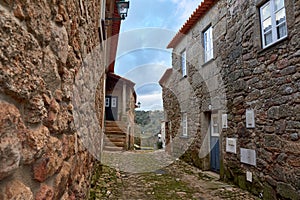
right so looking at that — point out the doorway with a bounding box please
[210,113,220,172]
[105,96,118,121]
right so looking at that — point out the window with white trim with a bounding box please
[260,0,287,48]
[203,26,213,62]
[181,50,187,77]
[105,97,110,107]
[111,97,117,108]
[182,113,188,137]
[211,114,219,137]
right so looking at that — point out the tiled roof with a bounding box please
[167,0,216,48]
[107,72,135,87]
[159,68,173,86]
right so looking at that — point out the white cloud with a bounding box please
[137,93,163,111]
[123,63,169,88]
[114,0,203,110]
[172,0,203,22]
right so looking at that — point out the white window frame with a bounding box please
[182,113,188,137]
[111,97,117,108]
[105,97,110,107]
[211,114,219,137]
[260,0,287,48]
[203,26,213,62]
[181,50,187,77]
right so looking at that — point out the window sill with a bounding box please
[202,58,215,67]
[180,75,188,81]
[258,36,288,54]
[180,135,189,139]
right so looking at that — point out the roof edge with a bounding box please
[167,0,216,49]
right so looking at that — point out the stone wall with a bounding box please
[220,0,300,199]
[0,0,104,199]
[161,0,226,170]
[163,0,300,199]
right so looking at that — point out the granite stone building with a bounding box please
[0,0,125,199]
[161,0,300,199]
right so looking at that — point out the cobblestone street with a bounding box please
[89,150,258,200]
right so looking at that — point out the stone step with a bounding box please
[104,141,125,147]
[104,136,125,143]
[104,131,126,137]
[103,146,124,151]
[105,126,127,132]
[105,120,126,127]
[105,127,126,132]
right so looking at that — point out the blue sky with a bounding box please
[115,0,202,110]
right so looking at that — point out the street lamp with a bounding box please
[106,0,130,20]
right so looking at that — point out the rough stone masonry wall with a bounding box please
[0,0,104,199]
[220,0,300,199]
[162,0,227,170]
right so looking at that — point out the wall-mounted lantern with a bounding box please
[106,0,130,21]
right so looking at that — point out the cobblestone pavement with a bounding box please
[89,150,259,200]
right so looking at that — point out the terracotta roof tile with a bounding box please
[167,0,216,48]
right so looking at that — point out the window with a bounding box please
[203,26,213,62]
[260,0,287,48]
[182,113,188,137]
[181,50,187,77]
[105,97,110,107]
[111,97,117,108]
[211,114,219,137]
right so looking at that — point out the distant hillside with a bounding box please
[135,110,164,135]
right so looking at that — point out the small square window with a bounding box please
[203,26,213,62]
[181,50,187,77]
[260,0,287,48]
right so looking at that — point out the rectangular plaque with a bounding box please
[246,171,253,182]
[222,114,228,129]
[246,109,255,128]
[240,148,256,166]
[226,138,237,154]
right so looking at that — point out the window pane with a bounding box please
[263,18,272,32]
[182,113,187,136]
[112,98,117,107]
[264,31,273,46]
[181,51,186,76]
[204,32,208,51]
[204,26,213,62]
[277,23,287,39]
[261,3,270,20]
[275,0,284,11]
[276,9,286,25]
[105,98,110,107]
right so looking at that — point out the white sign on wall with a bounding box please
[246,109,255,128]
[246,171,253,182]
[222,114,228,129]
[240,148,256,166]
[226,138,237,154]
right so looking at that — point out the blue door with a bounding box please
[210,137,220,172]
[210,114,220,172]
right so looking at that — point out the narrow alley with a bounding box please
[89,154,258,200]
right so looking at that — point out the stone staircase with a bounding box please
[103,120,127,151]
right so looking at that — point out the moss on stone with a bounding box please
[238,175,247,190]
[263,184,276,200]
[277,182,300,200]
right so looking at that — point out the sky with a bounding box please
[115,0,202,111]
